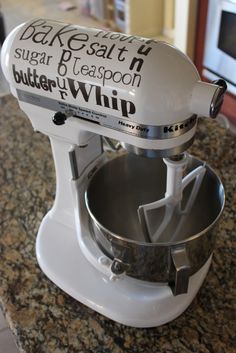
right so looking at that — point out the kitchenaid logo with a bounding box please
[12,65,136,118]
[163,116,196,134]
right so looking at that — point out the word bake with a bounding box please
[19,19,157,48]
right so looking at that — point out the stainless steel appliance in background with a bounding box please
[114,0,126,32]
[89,0,107,21]
[203,0,236,95]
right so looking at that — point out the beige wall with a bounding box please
[128,0,164,37]
[163,0,175,38]
[174,0,198,59]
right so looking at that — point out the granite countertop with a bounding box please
[0,95,235,353]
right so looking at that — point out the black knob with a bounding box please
[210,79,227,118]
[212,79,227,92]
[52,112,67,125]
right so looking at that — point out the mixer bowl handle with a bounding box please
[169,246,190,296]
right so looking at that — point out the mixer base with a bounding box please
[36,213,212,328]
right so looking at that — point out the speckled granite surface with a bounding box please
[0,94,235,353]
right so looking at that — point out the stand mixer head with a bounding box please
[1,19,226,154]
[1,19,226,327]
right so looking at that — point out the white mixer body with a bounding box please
[1,19,226,327]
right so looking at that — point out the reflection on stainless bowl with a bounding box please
[85,153,224,287]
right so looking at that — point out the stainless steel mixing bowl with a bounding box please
[85,153,224,295]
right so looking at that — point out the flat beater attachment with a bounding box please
[138,153,206,243]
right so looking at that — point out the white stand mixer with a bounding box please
[1,19,226,327]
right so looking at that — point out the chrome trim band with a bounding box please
[17,89,197,140]
[122,137,195,158]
